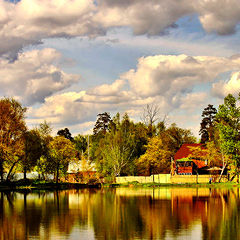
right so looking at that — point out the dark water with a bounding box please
[0,187,239,240]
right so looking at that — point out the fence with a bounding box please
[116,174,171,184]
[116,174,234,184]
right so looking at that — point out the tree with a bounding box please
[162,123,196,153]
[188,141,222,167]
[57,128,73,141]
[141,103,164,137]
[199,104,217,143]
[95,113,137,176]
[93,112,112,135]
[0,98,27,181]
[215,93,240,179]
[49,136,76,184]
[137,137,172,175]
[141,103,161,127]
[21,129,43,180]
[74,134,87,154]
[34,121,53,179]
[101,129,135,177]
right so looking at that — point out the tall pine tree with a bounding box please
[199,104,217,143]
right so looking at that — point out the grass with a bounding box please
[109,181,240,189]
[0,179,101,191]
[0,179,239,191]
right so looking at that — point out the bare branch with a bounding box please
[141,103,161,126]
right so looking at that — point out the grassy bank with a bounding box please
[1,180,240,191]
[0,180,101,191]
[107,182,240,188]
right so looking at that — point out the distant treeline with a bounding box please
[0,93,240,183]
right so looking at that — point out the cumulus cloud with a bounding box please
[121,54,240,104]
[212,71,240,98]
[1,0,240,58]
[27,53,240,133]
[87,79,126,96]
[197,0,240,35]
[0,48,79,105]
[28,79,156,127]
[95,0,194,35]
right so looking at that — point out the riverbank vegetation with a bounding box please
[0,93,240,184]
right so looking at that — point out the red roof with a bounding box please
[174,143,207,169]
[174,143,204,160]
[192,160,207,169]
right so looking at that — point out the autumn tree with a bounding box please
[199,104,217,143]
[188,141,222,167]
[21,129,43,180]
[136,123,196,175]
[49,136,76,184]
[0,98,27,181]
[137,137,172,175]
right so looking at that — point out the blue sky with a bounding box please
[1,0,240,137]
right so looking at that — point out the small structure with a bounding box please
[66,161,97,183]
[174,143,208,175]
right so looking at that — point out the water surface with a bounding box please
[0,187,239,239]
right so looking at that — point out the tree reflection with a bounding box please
[0,188,239,240]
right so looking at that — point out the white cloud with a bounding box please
[197,0,240,35]
[0,48,79,105]
[212,71,240,98]
[87,79,126,96]
[1,0,240,58]
[96,0,194,35]
[26,53,240,134]
[179,92,208,111]
[122,55,240,103]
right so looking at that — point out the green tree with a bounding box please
[0,98,27,181]
[74,134,87,158]
[93,112,112,135]
[34,121,53,179]
[216,93,240,179]
[95,113,137,177]
[199,104,217,143]
[49,136,76,184]
[57,128,73,141]
[162,123,196,153]
[101,129,135,177]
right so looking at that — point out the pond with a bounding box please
[0,187,239,240]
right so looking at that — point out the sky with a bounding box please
[1,0,240,137]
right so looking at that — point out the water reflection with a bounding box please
[0,187,239,240]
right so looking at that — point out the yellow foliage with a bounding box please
[137,137,172,175]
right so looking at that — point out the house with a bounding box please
[66,161,97,183]
[174,143,208,175]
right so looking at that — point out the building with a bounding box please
[174,143,208,175]
[66,161,97,183]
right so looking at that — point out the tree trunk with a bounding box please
[56,163,59,184]
[230,173,237,182]
[23,166,27,180]
[218,163,227,183]
[6,160,19,182]
[0,159,3,182]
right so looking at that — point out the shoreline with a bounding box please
[0,181,240,191]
